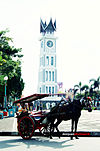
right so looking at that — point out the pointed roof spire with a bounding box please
[54,19,56,29]
[40,18,56,34]
[44,21,47,28]
[45,18,56,33]
[40,19,44,33]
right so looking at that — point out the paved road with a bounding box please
[0,136,100,151]
[0,115,17,132]
[0,110,100,151]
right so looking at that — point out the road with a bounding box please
[0,136,100,151]
[0,110,100,151]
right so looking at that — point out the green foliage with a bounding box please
[89,76,100,89]
[81,85,89,91]
[74,77,100,106]
[0,29,24,105]
[74,81,82,94]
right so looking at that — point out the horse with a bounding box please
[47,97,92,139]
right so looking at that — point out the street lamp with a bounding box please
[4,76,8,109]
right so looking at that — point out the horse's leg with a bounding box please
[50,122,53,139]
[49,119,55,139]
[55,119,61,132]
[50,124,52,139]
[75,118,79,139]
[54,119,62,138]
[71,119,74,140]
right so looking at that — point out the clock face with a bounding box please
[47,40,53,48]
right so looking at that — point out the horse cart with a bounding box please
[13,94,92,140]
[13,93,62,139]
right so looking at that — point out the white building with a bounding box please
[37,18,57,94]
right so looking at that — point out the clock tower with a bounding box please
[38,18,57,94]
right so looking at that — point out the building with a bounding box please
[37,18,57,94]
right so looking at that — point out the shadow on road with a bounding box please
[0,136,73,150]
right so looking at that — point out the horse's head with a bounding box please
[80,97,92,112]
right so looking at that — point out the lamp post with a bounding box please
[4,76,8,109]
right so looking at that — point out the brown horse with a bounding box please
[47,97,92,139]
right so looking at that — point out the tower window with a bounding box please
[52,87,54,94]
[49,71,51,81]
[51,57,54,65]
[52,71,54,81]
[46,86,48,93]
[49,87,51,94]
[46,71,48,81]
[46,56,49,65]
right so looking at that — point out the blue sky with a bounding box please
[0,0,100,96]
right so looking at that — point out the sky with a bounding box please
[0,0,100,97]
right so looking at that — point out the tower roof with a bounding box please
[40,18,56,34]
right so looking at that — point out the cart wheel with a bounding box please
[18,116,35,139]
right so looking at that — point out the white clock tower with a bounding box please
[38,18,57,94]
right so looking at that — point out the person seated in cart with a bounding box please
[17,103,27,114]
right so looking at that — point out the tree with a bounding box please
[81,85,89,97]
[74,82,82,94]
[89,77,100,106]
[0,52,6,65]
[0,29,24,105]
[89,76,100,90]
[74,82,90,99]
[7,67,24,100]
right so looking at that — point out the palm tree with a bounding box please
[89,76,100,90]
[74,82,90,99]
[81,85,89,98]
[89,76,100,106]
[74,82,82,95]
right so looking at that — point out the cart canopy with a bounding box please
[13,94,49,104]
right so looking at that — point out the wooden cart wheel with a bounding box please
[18,116,35,139]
